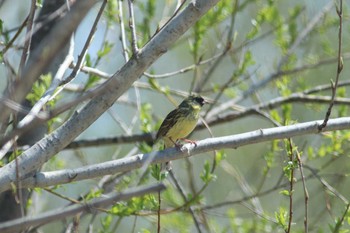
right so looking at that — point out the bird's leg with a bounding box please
[169,137,182,149]
[179,138,197,147]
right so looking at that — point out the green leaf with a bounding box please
[151,164,167,181]
[85,189,103,201]
[97,41,113,59]
[36,0,43,7]
[105,0,118,26]
[279,189,290,196]
[200,160,217,183]
[215,150,227,164]
[275,207,288,231]
[99,215,112,233]
[26,73,53,105]
[140,103,153,133]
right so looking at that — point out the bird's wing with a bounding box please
[156,108,180,140]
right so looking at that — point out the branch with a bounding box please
[127,0,138,54]
[118,0,129,61]
[65,133,154,149]
[295,147,309,233]
[0,117,348,192]
[277,1,334,70]
[286,139,295,233]
[206,1,335,119]
[6,93,350,152]
[0,0,98,127]
[18,0,36,75]
[318,0,343,130]
[201,95,350,130]
[0,183,166,233]
[0,0,221,194]
[169,170,205,232]
[63,0,107,84]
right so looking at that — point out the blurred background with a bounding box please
[1,0,350,232]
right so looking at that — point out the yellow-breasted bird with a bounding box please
[156,95,207,150]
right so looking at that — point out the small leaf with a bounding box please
[279,189,290,196]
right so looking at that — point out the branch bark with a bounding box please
[0,183,166,233]
[0,117,348,192]
[0,0,98,127]
[0,0,221,193]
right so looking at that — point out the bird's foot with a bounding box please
[179,138,197,147]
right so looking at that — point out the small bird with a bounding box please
[156,95,207,154]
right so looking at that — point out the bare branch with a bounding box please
[118,0,129,61]
[18,0,37,75]
[1,117,349,192]
[0,0,221,194]
[64,0,108,84]
[127,0,138,54]
[0,0,99,128]
[0,183,166,233]
[295,147,309,233]
[318,0,343,131]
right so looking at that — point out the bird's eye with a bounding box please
[194,97,205,105]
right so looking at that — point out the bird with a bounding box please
[155,95,207,170]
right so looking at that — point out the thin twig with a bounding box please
[203,94,350,131]
[200,166,330,212]
[18,0,37,76]
[148,0,187,41]
[318,0,343,131]
[63,0,108,85]
[157,186,161,233]
[206,1,335,119]
[277,1,334,71]
[72,49,350,82]
[0,0,96,130]
[117,0,129,61]
[332,203,350,233]
[127,0,138,54]
[304,80,350,95]
[286,139,295,233]
[14,147,24,218]
[295,149,309,233]
[1,16,29,55]
[169,170,204,233]
[304,165,348,204]
[0,183,166,233]
[0,23,75,158]
[43,187,81,204]
[193,0,238,93]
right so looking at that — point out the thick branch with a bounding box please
[0,0,98,126]
[0,0,220,195]
[1,117,349,192]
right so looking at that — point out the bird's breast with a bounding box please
[165,117,198,139]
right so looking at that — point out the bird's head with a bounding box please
[179,95,207,110]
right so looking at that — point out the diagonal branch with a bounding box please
[0,0,221,194]
[0,183,166,233]
[0,0,98,128]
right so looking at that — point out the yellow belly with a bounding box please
[163,119,197,147]
[160,107,201,148]
[165,118,197,139]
